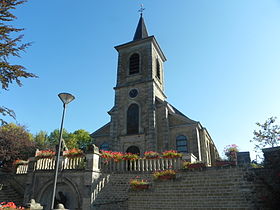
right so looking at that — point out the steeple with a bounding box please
[133,14,148,41]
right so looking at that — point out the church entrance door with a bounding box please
[126,146,140,171]
[126,146,140,155]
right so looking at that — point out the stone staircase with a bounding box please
[0,182,24,206]
[0,169,24,207]
[92,173,153,210]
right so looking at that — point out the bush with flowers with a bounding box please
[183,161,206,169]
[35,150,55,159]
[153,169,176,180]
[13,159,29,166]
[144,151,160,159]
[100,150,124,162]
[63,148,84,158]
[130,177,150,190]
[100,150,113,159]
[123,153,139,161]
[111,152,124,162]
[224,144,239,161]
[0,202,24,209]
[162,150,182,159]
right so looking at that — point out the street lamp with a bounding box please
[51,93,75,210]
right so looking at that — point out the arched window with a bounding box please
[129,53,140,75]
[156,59,160,79]
[100,142,110,151]
[176,135,188,153]
[127,103,139,134]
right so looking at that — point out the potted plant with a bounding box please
[130,178,150,190]
[100,150,113,159]
[214,159,237,167]
[186,161,207,169]
[35,150,56,159]
[153,169,176,180]
[123,153,139,161]
[63,148,84,158]
[0,201,25,209]
[13,159,29,167]
[162,150,182,159]
[144,151,160,159]
[224,144,239,162]
[111,152,124,162]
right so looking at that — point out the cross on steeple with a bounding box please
[138,4,145,16]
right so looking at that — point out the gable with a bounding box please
[91,122,111,138]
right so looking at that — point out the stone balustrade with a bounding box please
[15,156,86,174]
[100,158,183,173]
[16,164,28,174]
[15,154,183,174]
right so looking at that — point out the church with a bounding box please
[91,14,219,166]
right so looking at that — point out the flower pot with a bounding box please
[158,175,175,180]
[215,161,236,167]
[187,163,206,169]
[132,184,149,190]
[64,154,84,158]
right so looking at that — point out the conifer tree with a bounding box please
[0,0,37,125]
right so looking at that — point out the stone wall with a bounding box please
[127,167,263,210]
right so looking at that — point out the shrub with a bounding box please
[162,150,182,159]
[35,150,55,159]
[153,169,176,180]
[63,148,84,158]
[144,151,160,159]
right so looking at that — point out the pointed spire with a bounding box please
[133,6,148,41]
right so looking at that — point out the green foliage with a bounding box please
[33,131,50,150]
[73,129,92,149]
[251,117,280,152]
[49,128,69,146]
[0,0,37,125]
[0,123,35,168]
[40,128,92,150]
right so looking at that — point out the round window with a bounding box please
[129,89,138,98]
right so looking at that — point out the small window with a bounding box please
[100,142,110,151]
[129,53,140,75]
[156,59,160,79]
[176,135,187,153]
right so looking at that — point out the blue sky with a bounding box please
[2,0,280,159]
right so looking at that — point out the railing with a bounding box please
[62,157,85,170]
[15,155,184,174]
[35,158,55,170]
[15,156,86,174]
[100,158,183,173]
[92,175,110,201]
[16,164,28,174]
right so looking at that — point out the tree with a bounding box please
[49,128,70,149]
[0,123,35,168]
[0,0,37,125]
[251,117,280,152]
[48,128,92,150]
[72,129,92,150]
[33,130,50,150]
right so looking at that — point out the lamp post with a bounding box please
[51,93,75,210]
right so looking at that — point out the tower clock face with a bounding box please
[129,89,138,98]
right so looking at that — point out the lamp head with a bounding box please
[58,93,75,105]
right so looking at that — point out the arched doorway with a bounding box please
[126,146,140,155]
[126,146,140,171]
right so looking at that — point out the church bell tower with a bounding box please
[109,13,167,154]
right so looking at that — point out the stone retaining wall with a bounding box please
[127,167,263,210]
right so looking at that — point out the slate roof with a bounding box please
[133,15,148,41]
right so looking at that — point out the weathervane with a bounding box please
[138,4,145,16]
